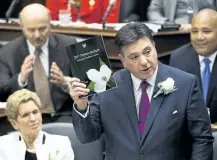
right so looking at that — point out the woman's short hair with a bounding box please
[5,89,41,121]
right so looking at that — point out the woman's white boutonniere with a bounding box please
[48,149,60,160]
[153,77,178,98]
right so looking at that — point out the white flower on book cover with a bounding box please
[86,60,116,93]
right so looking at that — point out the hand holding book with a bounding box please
[65,35,117,97]
[68,77,89,110]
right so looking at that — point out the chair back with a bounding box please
[42,122,105,160]
[119,0,138,22]
[213,131,217,159]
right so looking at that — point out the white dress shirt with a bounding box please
[18,39,49,87]
[131,65,158,117]
[75,66,158,118]
[198,51,217,78]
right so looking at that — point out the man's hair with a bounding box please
[114,22,153,54]
[6,89,41,121]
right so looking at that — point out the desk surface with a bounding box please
[0,22,190,37]
[0,23,190,70]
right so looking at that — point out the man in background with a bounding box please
[0,3,76,135]
[170,9,217,124]
[147,0,215,30]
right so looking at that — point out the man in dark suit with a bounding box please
[69,22,213,159]
[170,9,217,124]
[0,3,76,135]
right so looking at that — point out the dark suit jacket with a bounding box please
[170,43,217,123]
[72,63,213,160]
[0,33,76,113]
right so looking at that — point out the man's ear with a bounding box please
[10,119,19,131]
[118,54,126,68]
[152,41,156,47]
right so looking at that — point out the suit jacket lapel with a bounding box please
[186,46,202,88]
[119,69,140,143]
[141,63,166,144]
[207,56,217,105]
[48,34,58,89]
[19,38,35,90]
[169,0,177,21]
[192,0,199,12]
[11,133,26,160]
[15,141,26,160]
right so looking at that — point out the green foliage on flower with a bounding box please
[99,58,105,66]
[87,81,96,92]
[107,75,116,88]
[100,59,115,88]
[86,58,116,93]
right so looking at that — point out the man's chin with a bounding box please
[196,50,212,57]
[31,41,46,47]
[33,44,43,48]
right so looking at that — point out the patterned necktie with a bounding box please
[33,48,55,113]
[138,81,150,135]
[202,58,211,103]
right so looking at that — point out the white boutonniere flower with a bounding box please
[48,149,60,160]
[153,77,178,98]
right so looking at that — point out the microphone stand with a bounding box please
[5,0,20,23]
[102,1,115,29]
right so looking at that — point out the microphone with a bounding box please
[5,0,20,22]
[102,0,116,29]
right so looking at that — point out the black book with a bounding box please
[66,35,117,97]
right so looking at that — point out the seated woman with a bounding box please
[47,0,121,23]
[0,89,74,160]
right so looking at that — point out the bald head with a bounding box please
[191,9,217,57]
[20,3,50,25]
[192,9,217,26]
[19,3,51,47]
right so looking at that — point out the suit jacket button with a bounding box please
[140,154,144,159]
[77,119,81,126]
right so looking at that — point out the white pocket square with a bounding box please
[172,110,178,114]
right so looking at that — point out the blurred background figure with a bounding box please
[147,0,215,30]
[0,0,148,23]
[47,0,121,23]
[0,89,74,160]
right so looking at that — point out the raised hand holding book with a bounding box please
[66,35,117,97]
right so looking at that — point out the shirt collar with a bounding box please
[131,65,158,91]
[26,38,49,55]
[198,51,217,64]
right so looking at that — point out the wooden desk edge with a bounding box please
[0,23,190,37]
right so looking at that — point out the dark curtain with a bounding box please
[135,0,151,21]
[0,0,46,18]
